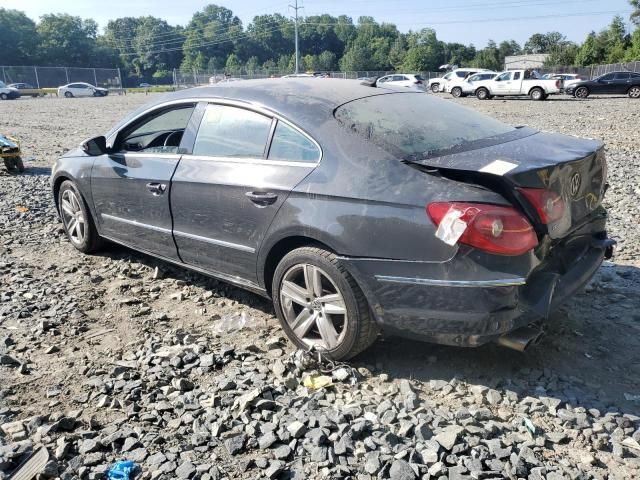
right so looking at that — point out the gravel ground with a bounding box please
[1,92,639,480]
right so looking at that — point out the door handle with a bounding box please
[245,191,278,207]
[146,182,166,195]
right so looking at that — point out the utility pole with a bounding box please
[289,0,302,74]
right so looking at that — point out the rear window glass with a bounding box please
[335,93,515,158]
[268,122,320,163]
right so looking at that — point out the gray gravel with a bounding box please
[1,93,639,479]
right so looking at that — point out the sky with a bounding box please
[2,0,635,48]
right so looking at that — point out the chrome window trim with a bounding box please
[185,155,317,168]
[173,230,255,253]
[374,275,526,288]
[101,213,172,234]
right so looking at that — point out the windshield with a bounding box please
[335,92,515,159]
[0,81,6,88]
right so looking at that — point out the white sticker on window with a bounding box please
[479,159,518,176]
[435,208,468,246]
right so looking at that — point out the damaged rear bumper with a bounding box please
[339,219,613,348]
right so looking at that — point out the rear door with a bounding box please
[612,72,631,93]
[91,102,197,260]
[171,102,321,283]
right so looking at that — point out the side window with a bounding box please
[513,72,521,80]
[600,73,615,81]
[268,121,320,163]
[614,73,630,80]
[456,71,466,78]
[193,104,272,158]
[496,72,512,81]
[120,104,195,153]
[468,75,480,82]
[378,76,389,83]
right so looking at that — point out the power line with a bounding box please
[289,0,303,73]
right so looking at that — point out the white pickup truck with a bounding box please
[474,70,563,100]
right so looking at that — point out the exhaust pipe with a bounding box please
[495,326,544,352]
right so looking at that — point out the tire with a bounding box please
[574,86,589,99]
[628,86,640,99]
[58,180,103,253]
[14,156,24,173]
[451,87,463,98]
[431,83,440,93]
[0,93,8,100]
[476,88,490,100]
[529,87,544,101]
[272,246,379,360]
[64,91,73,98]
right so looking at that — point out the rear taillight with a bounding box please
[517,188,565,224]
[556,80,561,88]
[427,202,538,256]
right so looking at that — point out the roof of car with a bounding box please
[161,78,394,114]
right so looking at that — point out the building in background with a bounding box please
[504,54,550,70]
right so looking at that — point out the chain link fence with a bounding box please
[0,66,122,90]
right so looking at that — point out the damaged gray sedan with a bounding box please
[50,79,614,359]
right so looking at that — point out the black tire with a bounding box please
[476,88,490,100]
[529,87,545,101]
[430,83,440,93]
[574,86,589,99]
[64,91,73,98]
[14,156,24,173]
[0,93,8,100]
[58,180,103,253]
[272,246,379,360]
[451,87,463,98]
[628,86,640,99]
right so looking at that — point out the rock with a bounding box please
[265,460,284,479]
[224,434,246,455]
[176,460,196,479]
[434,425,464,451]
[287,420,306,438]
[486,389,502,405]
[389,459,416,480]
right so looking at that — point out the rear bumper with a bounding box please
[339,218,611,347]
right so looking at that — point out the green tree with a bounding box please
[625,28,640,60]
[471,40,501,71]
[523,32,567,54]
[37,14,98,66]
[130,17,184,78]
[575,32,606,66]
[631,0,640,26]
[603,15,629,62]
[0,8,39,65]
[401,28,443,71]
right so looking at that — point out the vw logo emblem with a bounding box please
[570,172,581,197]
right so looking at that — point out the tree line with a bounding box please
[1,2,639,84]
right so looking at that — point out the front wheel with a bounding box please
[58,180,103,253]
[0,93,8,100]
[574,87,589,99]
[430,83,440,93]
[451,87,463,98]
[530,88,544,101]
[629,86,640,99]
[64,91,73,98]
[476,88,490,100]
[272,247,379,360]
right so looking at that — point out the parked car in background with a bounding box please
[428,68,488,93]
[58,82,108,98]
[51,79,613,359]
[565,71,640,98]
[0,81,20,100]
[542,73,585,91]
[139,83,152,88]
[375,74,426,91]
[448,72,498,97]
[8,83,44,97]
[475,70,563,100]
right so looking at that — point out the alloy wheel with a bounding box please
[629,86,640,98]
[452,87,462,98]
[61,189,86,245]
[575,87,588,99]
[279,263,348,351]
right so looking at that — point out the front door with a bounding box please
[493,71,512,94]
[171,103,321,284]
[91,102,197,260]
[592,73,616,94]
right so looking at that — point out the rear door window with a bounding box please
[268,121,320,163]
[193,104,272,158]
[614,73,630,80]
[335,92,515,158]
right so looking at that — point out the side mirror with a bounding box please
[495,78,501,82]
[81,136,108,156]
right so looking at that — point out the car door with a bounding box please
[90,101,197,260]
[612,72,631,94]
[170,102,321,284]
[376,75,391,87]
[493,71,512,94]
[592,73,615,93]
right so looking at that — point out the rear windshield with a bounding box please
[335,92,515,158]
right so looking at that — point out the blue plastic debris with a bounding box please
[107,460,136,480]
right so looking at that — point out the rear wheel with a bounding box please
[431,83,440,93]
[451,87,463,98]
[64,91,73,98]
[530,87,544,101]
[476,88,490,100]
[0,93,8,100]
[272,247,378,360]
[629,86,640,99]
[58,180,102,253]
[574,86,589,99]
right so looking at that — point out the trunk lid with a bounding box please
[407,130,607,239]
